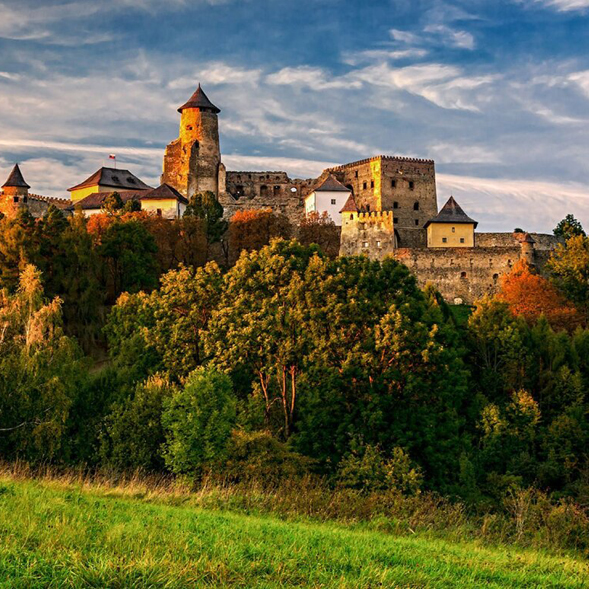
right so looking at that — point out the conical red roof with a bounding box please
[340,194,358,213]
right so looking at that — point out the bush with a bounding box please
[100,375,175,471]
[162,368,236,477]
[221,430,313,484]
[337,444,423,494]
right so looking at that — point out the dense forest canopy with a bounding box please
[0,202,588,509]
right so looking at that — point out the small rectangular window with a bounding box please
[331,198,336,205]
[157,209,162,217]
[409,181,415,190]
[460,237,465,243]
[376,240,381,247]
[394,217,399,224]
[355,171,359,178]
[370,180,374,188]
[391,180,396,188]
[362,241,369,248]
[393,201,399,209]
[415,219,419,226]
[442,237,447,243]
[452,227,455,233]
[363,182,367,190]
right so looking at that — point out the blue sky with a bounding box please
[2,0,589,231]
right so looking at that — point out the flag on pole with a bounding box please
[109,154,116,160]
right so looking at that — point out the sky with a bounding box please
[1,0,589,231]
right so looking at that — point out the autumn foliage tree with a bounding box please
[297,211,340,258]
[228,208,292,262]
[497,260,582,331]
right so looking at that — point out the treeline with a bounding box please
[1,203,589,509]
[0,196,338,348]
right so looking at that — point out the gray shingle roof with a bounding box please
[68,167,152,192]
[314,174,351,193]
[178,84,221,114]
[424,196,478,228]
[140,183,188,204]
[2,164,30,189]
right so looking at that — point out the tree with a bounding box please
[162,368,237,477]
[298,211,340,258]
[184,191,227,260]
[228,209,292,263]
[497,260,583,331]
[548,234,589,315]
[554,214,585,240]
[101,192,124,215]
[123,199,141,213]
[100,375,175,471]
[97,219,158,302]
[0,265,86,461]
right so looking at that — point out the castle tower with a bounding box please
[162,84,221,199]
[518,232,536,265]
[1,163,30,216]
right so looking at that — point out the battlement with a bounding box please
[355,210,394,221]
[327,155,434,172]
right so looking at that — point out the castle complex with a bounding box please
[0,85,562,304]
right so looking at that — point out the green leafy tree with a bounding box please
[548,235,589,315]
[100,375,175,471]
[97,219,158,302]
[102,192,124,215]
[0,265,86,461]
[184,191,227,259]
[554,214,586,240]
[162,368,237,477]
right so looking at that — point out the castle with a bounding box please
[0,84,562,304]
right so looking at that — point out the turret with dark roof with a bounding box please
[178,84,221,114]
[2,164,30,189]
[424,196,478,229]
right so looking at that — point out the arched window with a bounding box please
[460,271,467,279]
[273,185,280,196]
[260,185,268,198]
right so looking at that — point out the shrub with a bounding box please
[100,375,175,471]
[221,430,313,484]
[162,368,237,477]
[337,444,423,494]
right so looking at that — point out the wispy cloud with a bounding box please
[530,0,589,11]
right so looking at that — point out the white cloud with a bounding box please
[423,24,475,50]
[266,66,361,90]
[438,173,589,232]
[428,143,502,164]
[170,63,262,88]
[342,49,429,66]
[390,29,421,44]
[531,0,589,11]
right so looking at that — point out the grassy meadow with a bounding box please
[0,473,587,588]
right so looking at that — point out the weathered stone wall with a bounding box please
[392,246,524,303]
[162,108,221,198]
[340,211,397,256]
[476,232,561,251]
[222,171,314,225]
[0,191,70,219]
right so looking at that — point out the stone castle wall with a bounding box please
[222,171,314,225]
[393,246,522,303]
[340,211,397,256]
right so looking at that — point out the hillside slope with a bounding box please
[0,478,586,588]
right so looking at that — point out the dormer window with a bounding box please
[112,176,119,183]
[128,178,136,184]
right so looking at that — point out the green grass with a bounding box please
[0,478,587,587]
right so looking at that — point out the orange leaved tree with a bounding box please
[497,259,583,331]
